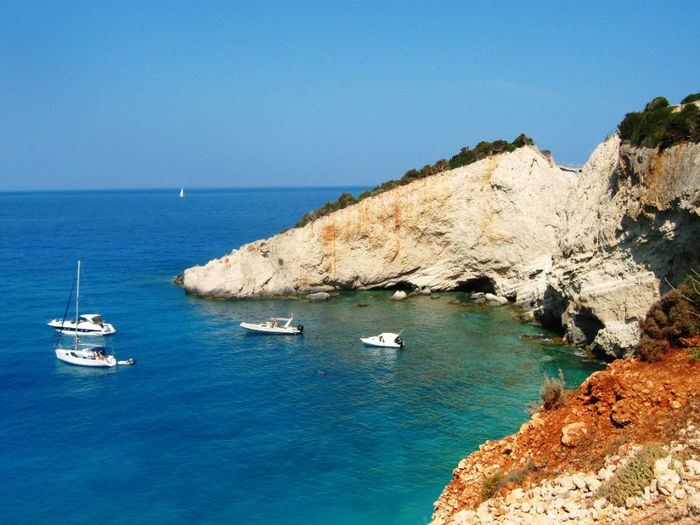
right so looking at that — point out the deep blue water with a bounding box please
[0,189,603,524]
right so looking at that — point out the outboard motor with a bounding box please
[394,336,403,347]
[297,324,304,334]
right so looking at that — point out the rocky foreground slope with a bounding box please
[183,134,699,358]
[430,344,700,524]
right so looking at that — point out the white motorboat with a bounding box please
[240,316,304,335]
[48,313,116,336]
[53,261,134,367]
[360,332,404,348]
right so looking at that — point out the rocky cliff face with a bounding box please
[547,138,700,357]
[183,136,700,358]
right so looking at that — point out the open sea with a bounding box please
[0,188,604,524]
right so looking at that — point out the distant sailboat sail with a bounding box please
[179,188,184,198]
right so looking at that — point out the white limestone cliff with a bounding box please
[183,136,700,358]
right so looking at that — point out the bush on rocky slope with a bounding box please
[596,444,665,507]
[540,368,566,410]
[636,284,698,362]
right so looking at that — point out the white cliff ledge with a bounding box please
[183,136,700,358]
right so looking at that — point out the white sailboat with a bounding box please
[179,188,184,198]
[54,261,133,367]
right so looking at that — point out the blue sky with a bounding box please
[1,1,699,191]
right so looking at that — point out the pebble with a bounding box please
[658,471,681,495]
[687,459,700,476]
[688,493,700,516]
[571,474,587,490]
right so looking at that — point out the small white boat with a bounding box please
[240,316,304,335]
[48,313,116,336]
[179,188,184,198]
[360,332,404,348]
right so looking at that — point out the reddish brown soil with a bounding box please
[434,341,700,518]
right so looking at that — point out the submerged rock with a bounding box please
[485,293,508,306]
[305,291,331,301]
[519,310,536,323]
[390,290,408,301]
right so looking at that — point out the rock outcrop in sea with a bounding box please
[183,134,700,358]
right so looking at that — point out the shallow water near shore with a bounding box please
[0,189,603,524]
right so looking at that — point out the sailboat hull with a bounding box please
[55,348,117,367]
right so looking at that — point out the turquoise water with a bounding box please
[0,189,603,524]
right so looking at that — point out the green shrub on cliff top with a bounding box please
[618,92,700,149]
[294,134,535,228]
[295,192,358,227]
[681,92,700,104]
[644,96,670,112]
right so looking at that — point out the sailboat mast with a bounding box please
[76,260,80,323]
[75,260,81,350]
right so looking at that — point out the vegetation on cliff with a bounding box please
[618,92,700,150]
[595,444,665,508]
[539,369,567,410]
[681,92,700,105]
[636,270,700,362]
[294,134,534,228]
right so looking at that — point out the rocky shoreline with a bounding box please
[435,428,700,524]
[430,346,700,524]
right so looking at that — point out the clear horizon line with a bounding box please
[0,184,373,195]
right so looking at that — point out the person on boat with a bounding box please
[273,319,278,328]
